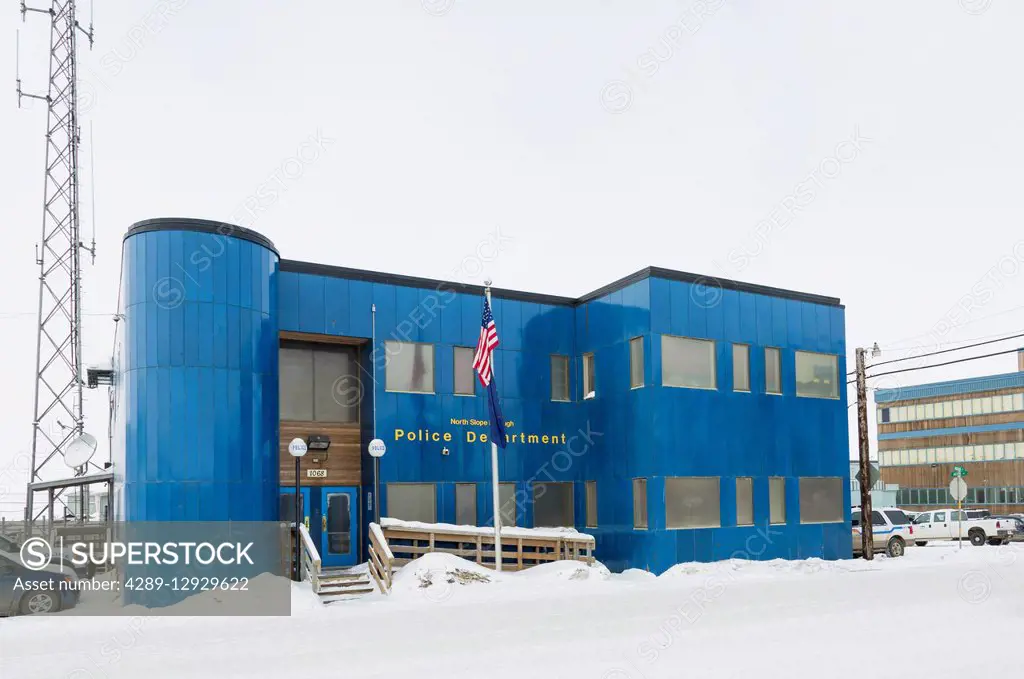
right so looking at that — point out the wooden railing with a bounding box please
[298,523,322,593]
[380,520,595,572]
[368,522,395,594]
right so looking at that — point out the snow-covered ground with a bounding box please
[2,542,1021,678]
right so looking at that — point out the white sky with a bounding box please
[1,1,1022,518]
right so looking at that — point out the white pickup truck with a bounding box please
[911,508,1016,546]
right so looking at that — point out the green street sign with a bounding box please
[951,465,968,479]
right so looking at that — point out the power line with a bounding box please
[865,347,1022,381]
[867,331,1024,370]
[847,329,1024,375]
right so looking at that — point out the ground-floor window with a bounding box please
[799,477,844,524]
[455,483,477,526]
[633,478,648,529]
[736,477,754,526]
[585,481,598,528]
[666,477,721,529]
[534,482,574,527]
[387,483,436,523]
[498,482,518,527]
[769,477,787,524]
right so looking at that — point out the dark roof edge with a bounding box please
[280,260,577,306]
[646,267,842,308]
[125,218,279,255]
[281,261,843,308]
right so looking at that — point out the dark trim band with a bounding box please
[122,218,842,307]
[125,218,279,255]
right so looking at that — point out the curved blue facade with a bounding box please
[114,219,279,521]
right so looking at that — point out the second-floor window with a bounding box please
[384,341,434,394]
[551,355,569,401]
[583,353,596,399]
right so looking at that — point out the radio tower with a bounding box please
[16,0,95,525]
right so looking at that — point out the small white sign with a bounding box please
[306,469,327,478]
[288,438,308,457]
[949,477,968,502]
[368,438,387,458]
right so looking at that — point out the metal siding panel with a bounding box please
[439,291,462,344]
[348,280,373,338]
[298,274,326,334]
[419,288,443,343]
[394,285,420,341]
[277,271,299,331]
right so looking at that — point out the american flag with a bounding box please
[472,299,500,387]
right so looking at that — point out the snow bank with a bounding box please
[514,559,610,582]
[612,568,657,582]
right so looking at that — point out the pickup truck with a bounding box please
[911,509,1016,546]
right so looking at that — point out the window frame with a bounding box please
[798,477,845,525]
[629,337,644,390]
[794,350,839,400]
[732,343,751,393]
[633,478,648,530]
[532,481,575,528]
[665,476,722,530]
[386,482,437,524]
[550,354,570,402]
[661,334,718,391]
[383,340,436,394]
[765,347,782,395]
[453,346,477,397]
[455,482,477,526]
[280,341,361,423]
[736,477,754,526]
[585,480,598,528]
[769,476,786,525]
[582,352,596,400]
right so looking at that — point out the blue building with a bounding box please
[111,218,852,573]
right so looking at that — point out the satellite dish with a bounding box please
[65,432,98,469]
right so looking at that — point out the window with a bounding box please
[880,407,890,423]
[280,343,360,422]
[943,401,953,418]
[870,511,886,527]
[533,482,574,527]
[455,483,476,526]
[913,512,930,525]
[629,337,644,389]
[662,335,716,389]
[765,347,782,394]
[799,477,843,524]
[736,477,754,526]
[454,347,476,396]
[769,477,786,524]
[884,510,910,526]
[386,483,436,523]
[498,482,517,527]
[795,351,838,399]
[851,510,862,527]
[633,478,648,529]
[582,353,596,399]
[733,344,750,392]
[551,355,569,402]
[666,477,721,529]
[585,481,598,528]
[384,341,434,393]
[934,511,946,522]
[924,403,935,419]
[279,492,304,524]
[953,400,963,416]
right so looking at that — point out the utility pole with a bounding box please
[855,346,874,560]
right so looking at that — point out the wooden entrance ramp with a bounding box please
[299,520,596,601]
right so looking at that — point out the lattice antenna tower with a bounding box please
[16,0,97,524]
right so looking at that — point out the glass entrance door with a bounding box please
[320,486,359,567]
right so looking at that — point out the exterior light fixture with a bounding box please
[307,435,331,451]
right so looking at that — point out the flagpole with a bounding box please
[484,281,502,572]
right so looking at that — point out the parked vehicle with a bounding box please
[851,507,914,557]
[990,515,1024,541]
[0,533,88,579]
[911,509,1015,546]
[0,552,79,616]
